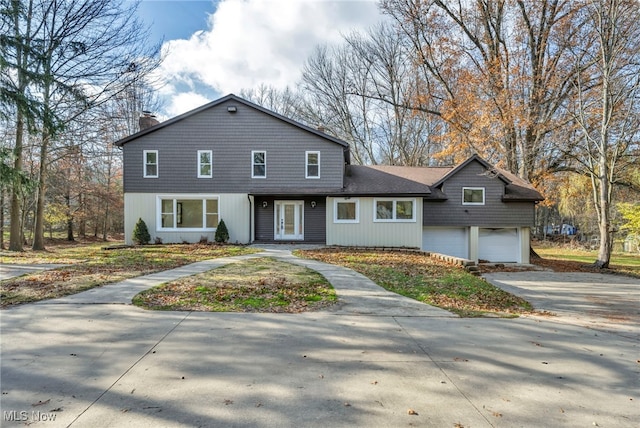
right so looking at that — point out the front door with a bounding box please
[274,201,304,240]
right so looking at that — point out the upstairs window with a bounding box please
[198,150,212,178]
[252,150,266,178]
[306,151,320,178]
[144,150,158,178]
[462,187,485,205]
[374,198,416,222]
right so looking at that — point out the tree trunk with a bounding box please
[594,155,612,268]
[0,188,5,249]
[32,130,49,250]
[8,0,34,252]
[9,110,25,251]
[32,56,54,250]
[65,191,74,242]
[78,192,86,238]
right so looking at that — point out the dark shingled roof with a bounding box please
[342,156,543,202]
[341,165,433,196]
[494,167,545,201]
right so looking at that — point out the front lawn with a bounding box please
[296,248,533,317]
[133,257,337,312]
[0,243,258,307]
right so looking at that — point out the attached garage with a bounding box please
[478,228,520,263]
[422,227,469,259]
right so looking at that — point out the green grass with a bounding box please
[533,244,640,275]
[1,243,258,307]
[133,257,337,313]
[296,249,532,317]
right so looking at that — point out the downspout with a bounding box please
[247,194,252,244]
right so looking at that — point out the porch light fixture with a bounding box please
[262,201,268,208]
[310,201,317,208]
[227,106,237,113]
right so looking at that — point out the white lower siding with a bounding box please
[124,193,251,244]
[325,197,422,248]
[422,226,531,264]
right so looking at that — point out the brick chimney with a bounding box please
[139,111,159,131]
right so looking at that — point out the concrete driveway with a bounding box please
[484,271,640,338]
[1,252,638,427]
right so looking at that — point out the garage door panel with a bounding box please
[478,228,519,262]
[422,227,468,259]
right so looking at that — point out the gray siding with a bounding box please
[304,198,326,242]
[254,196,274,241]
[254,196,326,243]
[123,99,344,193]
[423,161,535,227]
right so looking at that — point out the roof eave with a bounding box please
[432,154,511,187]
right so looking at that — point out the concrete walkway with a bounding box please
[36,249,453,317]
[1,250,638,427]
[0,263,66,281]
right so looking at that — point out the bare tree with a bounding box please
[7,0,161,250]
[569,0,640,268]
[380,0,583,179]
[299,23,441,165]
[2,0,42,250]
[240,84,303,119]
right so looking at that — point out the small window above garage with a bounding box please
[462,187,485,205]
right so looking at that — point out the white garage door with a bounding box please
[422,227,468,259]
[478,228,519,262]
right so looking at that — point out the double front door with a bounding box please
[274,201,304,240]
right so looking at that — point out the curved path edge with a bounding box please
[29,249,456,317]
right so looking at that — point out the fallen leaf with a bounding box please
[32,399,50,407]
[408,409,418,415]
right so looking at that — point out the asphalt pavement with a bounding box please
[1,250,638,427]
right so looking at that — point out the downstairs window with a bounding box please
[158,197,219,231]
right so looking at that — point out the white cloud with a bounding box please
[165,91,212,117]
[156,0,382,115]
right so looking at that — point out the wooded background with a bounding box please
[2,0,639,267]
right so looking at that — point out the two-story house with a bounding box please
[115,94,543,263]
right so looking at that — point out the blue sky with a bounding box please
[138,1,217,44]
[133,0,382,118]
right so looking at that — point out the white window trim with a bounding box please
[197,150,213,178]
[156,195,219,232]
[373,198,416,223]
[252,150,266,178]
[333,198,359,223]
[305,151,320,179]
[462,187,485,205]
[143,150,158,178]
